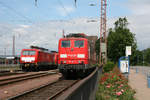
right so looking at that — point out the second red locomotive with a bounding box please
[20,46,58,71]
[58,33,98,78]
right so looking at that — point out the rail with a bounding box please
[8,79,79,100]
[0,72,56,86]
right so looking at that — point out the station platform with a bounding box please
[129,69,150,100]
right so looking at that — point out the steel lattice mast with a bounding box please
[100,0,107,64]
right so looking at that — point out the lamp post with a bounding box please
[4,48,6,65]
[12,35,15,57]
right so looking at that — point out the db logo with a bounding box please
[68,54,76,57]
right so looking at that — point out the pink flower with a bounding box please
[106,85,111,88]
[118,84,124,88]
[121,89,124,92]
[116,91,122,96]
[118,86,121,88]
[120,84,124,87]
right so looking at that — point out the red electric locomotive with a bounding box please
[51,51,59,67]
[58,33,98,78]
[20,46,57,71]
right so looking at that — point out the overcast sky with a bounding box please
[0,0,150,55]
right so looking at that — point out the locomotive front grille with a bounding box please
[58,64,89,70]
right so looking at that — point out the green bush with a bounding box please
[103,61,115,72]
[91,63,100,67]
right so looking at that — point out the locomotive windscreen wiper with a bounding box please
[79,41,82,48]
[79,40,84,48]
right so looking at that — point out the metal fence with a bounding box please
[0,64,21,72]
[57,66,102,100]
[131,66,150,88]
[131,66,150,76]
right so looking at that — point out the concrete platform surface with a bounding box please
[129,69,150,100]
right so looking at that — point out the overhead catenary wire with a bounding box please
[0,1,69,37]
[0,0,82,39]
[0,1,59,53]
[0,1,55,38]
[57,0,72,20]
[0,1,32,23]
[0,1,49,23]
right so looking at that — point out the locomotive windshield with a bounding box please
[22,50,36,55]
[61,40,70,47]
[75,40,84,47]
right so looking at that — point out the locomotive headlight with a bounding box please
[21,57,35,62]
[60,54,67,58]
[77,54,85,58]
[64,61,66,63]
[78,61,81,63]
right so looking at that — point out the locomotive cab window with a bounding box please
[22,50,36,55]
[61,40,70,47]
[75,40,84,48]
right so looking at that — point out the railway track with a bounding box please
[0,71,26,77]
[8,79,79,100]
[0,72,57,86]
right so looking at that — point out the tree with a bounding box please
[108,17,137,63]
[142,48,150,65]
[132,50,143,65]
[95,17,137,64]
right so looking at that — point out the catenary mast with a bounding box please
[100,0,107,64]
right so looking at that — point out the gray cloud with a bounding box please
[0,18,100,55]
[126,0,150,50]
